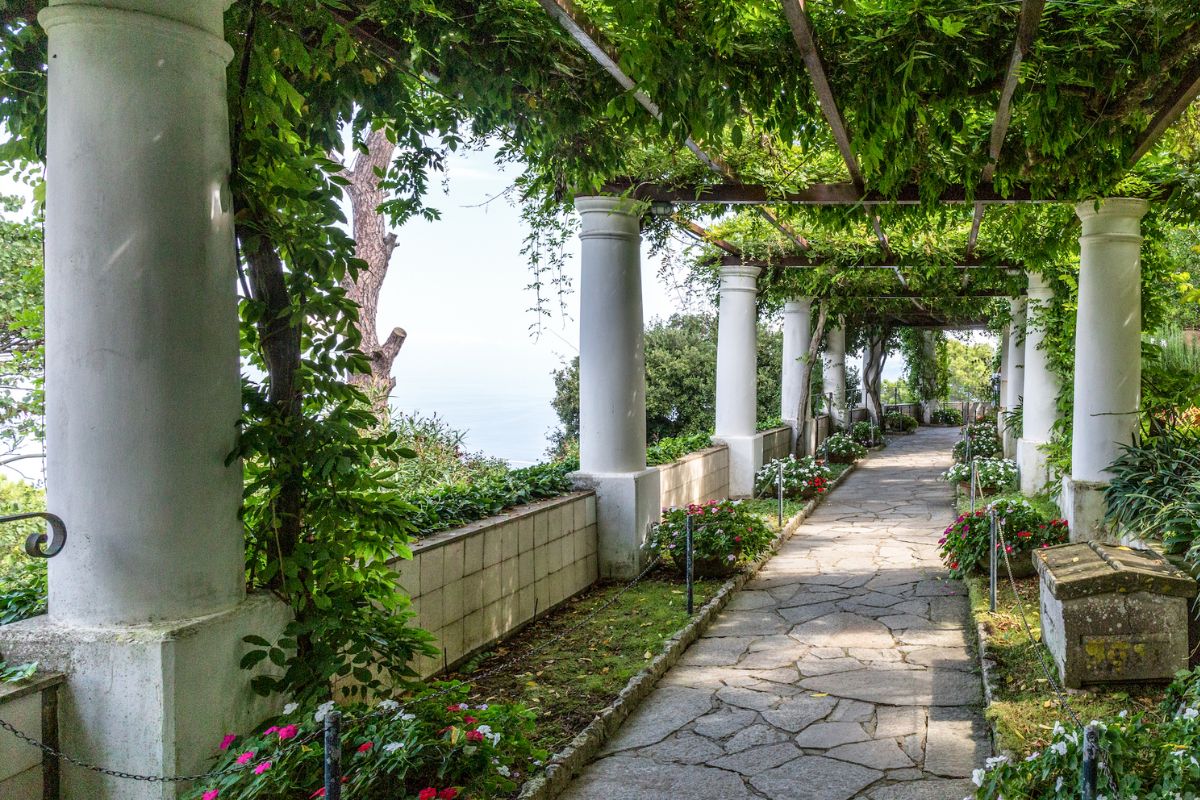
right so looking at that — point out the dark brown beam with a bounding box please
[970,0,1045,258]
[718,253,1023,269]
[675,218,742,257]
[780,0,863,189]
[1129,57,1200,165]
[831,291,1020,299]
[607,180,1045,205]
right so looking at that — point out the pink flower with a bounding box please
[263,726,278,736]
[235,751,254,765]
[310,790,326,799]
[276,724,299,741]
[219,734,236,751]
[203,791,219,800]
[254,761,272,775]
[463,716,477,725]
[419,789,438,800]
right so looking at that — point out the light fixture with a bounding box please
[648,200,674,217]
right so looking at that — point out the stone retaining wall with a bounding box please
[392,492,598,678]
[760,425,792,463]
[0,672,61,800]
[657,445,729,509]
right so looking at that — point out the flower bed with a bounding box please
[753,456,831,500]
[884,411,918,433]
[943,457,1018,494]
[939,496,1068,578]
[818,432,868,464]
[953,423,1003,463]
[654,500,773,578]
[849,420,884,447]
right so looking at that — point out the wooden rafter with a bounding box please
[718,253,1023,270]
[1129,57,1200,165]
[536,0,810,250]
[675,218,742,257]
[969,0,1046,257]
[609,180,1050,205]
[780,0,862,189]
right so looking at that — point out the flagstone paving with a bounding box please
[561,427,987,800]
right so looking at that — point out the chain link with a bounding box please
[0,554,666,783]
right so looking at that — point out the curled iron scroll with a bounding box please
[0,512,68,558]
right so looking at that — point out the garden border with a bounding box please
[516,460,859,800]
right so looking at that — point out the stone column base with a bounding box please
[715,433,766,498]
[1017,438,1051,495]
[571,467,660,580]
[1061,477,1115,542]
[0,594,291,799]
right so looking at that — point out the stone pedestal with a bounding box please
[715,433,765,498]
[1036,542,1196,688]
[570,469,659,579]
[0,596,290,798]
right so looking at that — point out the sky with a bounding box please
[1,142,930,478]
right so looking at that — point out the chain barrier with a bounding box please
[0,552,665,784]
[993,519,1124,799]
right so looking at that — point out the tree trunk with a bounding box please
[863,327,889,426]
[344,127,406,416]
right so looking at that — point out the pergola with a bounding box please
[0,0,1196,796]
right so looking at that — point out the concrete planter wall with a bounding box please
[760,426,792,463]
[657,445,730,509]
[392,492,599,678]
[0,671,62,800]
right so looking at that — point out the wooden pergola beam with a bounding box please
[1129,57,1200,165]
[675,217,742,257]
[828,291,1020,300]
[606,180,1046,205]
[969,0,1046,257]
[717,253,1023,270]
[780,0,862,189]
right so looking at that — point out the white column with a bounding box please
[715,264,764,495]
[997,327,1010,438]
[822,320,848,427]
[1003,298,1026,458]
[1018,271,1061,494]
[0,3,288,796]
[573,196,659,576]
[1063,198,1149,540]
[781,297,812,450]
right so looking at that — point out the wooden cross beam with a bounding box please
[1130,57,1200,165]
[717,254,1023,270]
[968,0,1046,257]
[606,180,1044,205]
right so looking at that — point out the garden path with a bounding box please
[561,426,987,800]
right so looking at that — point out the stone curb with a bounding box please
[516,462,859,800]
[970,610,1013,759]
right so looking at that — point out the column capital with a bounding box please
[784,296,813,313]
[576,195,640,241]
[42,0,233,61]
[1075,197,1150,240]
[719,263,761,293]
[1027,269,1054,300]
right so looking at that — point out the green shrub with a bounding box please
[654,500,773,575]
[1105,429,1200,555]
[942,458,1018,493]
[885,411,918,432]
[938,497,1068,576]
[406,461,575,537]
[970,667,1200,798]
[186,683,545,800]
[647,432,713,466]
[754,456,832,500]
[849,421,884,447]
[953,423,1002,463]
[389,413,508,494]
[0,476,44,583]
[932,407,963,425]
[818,433,867,464]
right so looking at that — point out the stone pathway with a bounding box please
[562,427,987,800]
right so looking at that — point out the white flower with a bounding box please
[1182,707,1198,720]
[1056,776,1064,792]
[314,701,336,723]
[1050,741,1068,756]
[985,755,1009,769]
[1025,751,1040,762]
[972,768,985,787]
[383,742,404,754]
[476,723,500,746]
[1052,721,1065,737]
[282,702,298,716]
[497,765,511,777]
[377,699,399,712]
[398,713,416,722]
[1118,710,1128,718]
[477,704,489,710]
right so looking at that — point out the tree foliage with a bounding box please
[0,197,41,454]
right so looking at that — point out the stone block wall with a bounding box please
[657,445,730,509]
[760,426,793,463]
[0,672,61,800]
[391,492,598,678]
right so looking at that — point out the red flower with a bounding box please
[463,716,477,724]
[733,536,742,543]
[419,790,438,800]
[1017,531,1031,538]
[310,789,326,799]
[357,741,373,753]
[439,790,459,800]
[465,729,485,743]
[950,562,959,570]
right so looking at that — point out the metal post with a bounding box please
[324,710,342,800]
[1081,724,1098,800]
[989,509,998,613]
[685,513,694,615]
[777,462,784,527]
